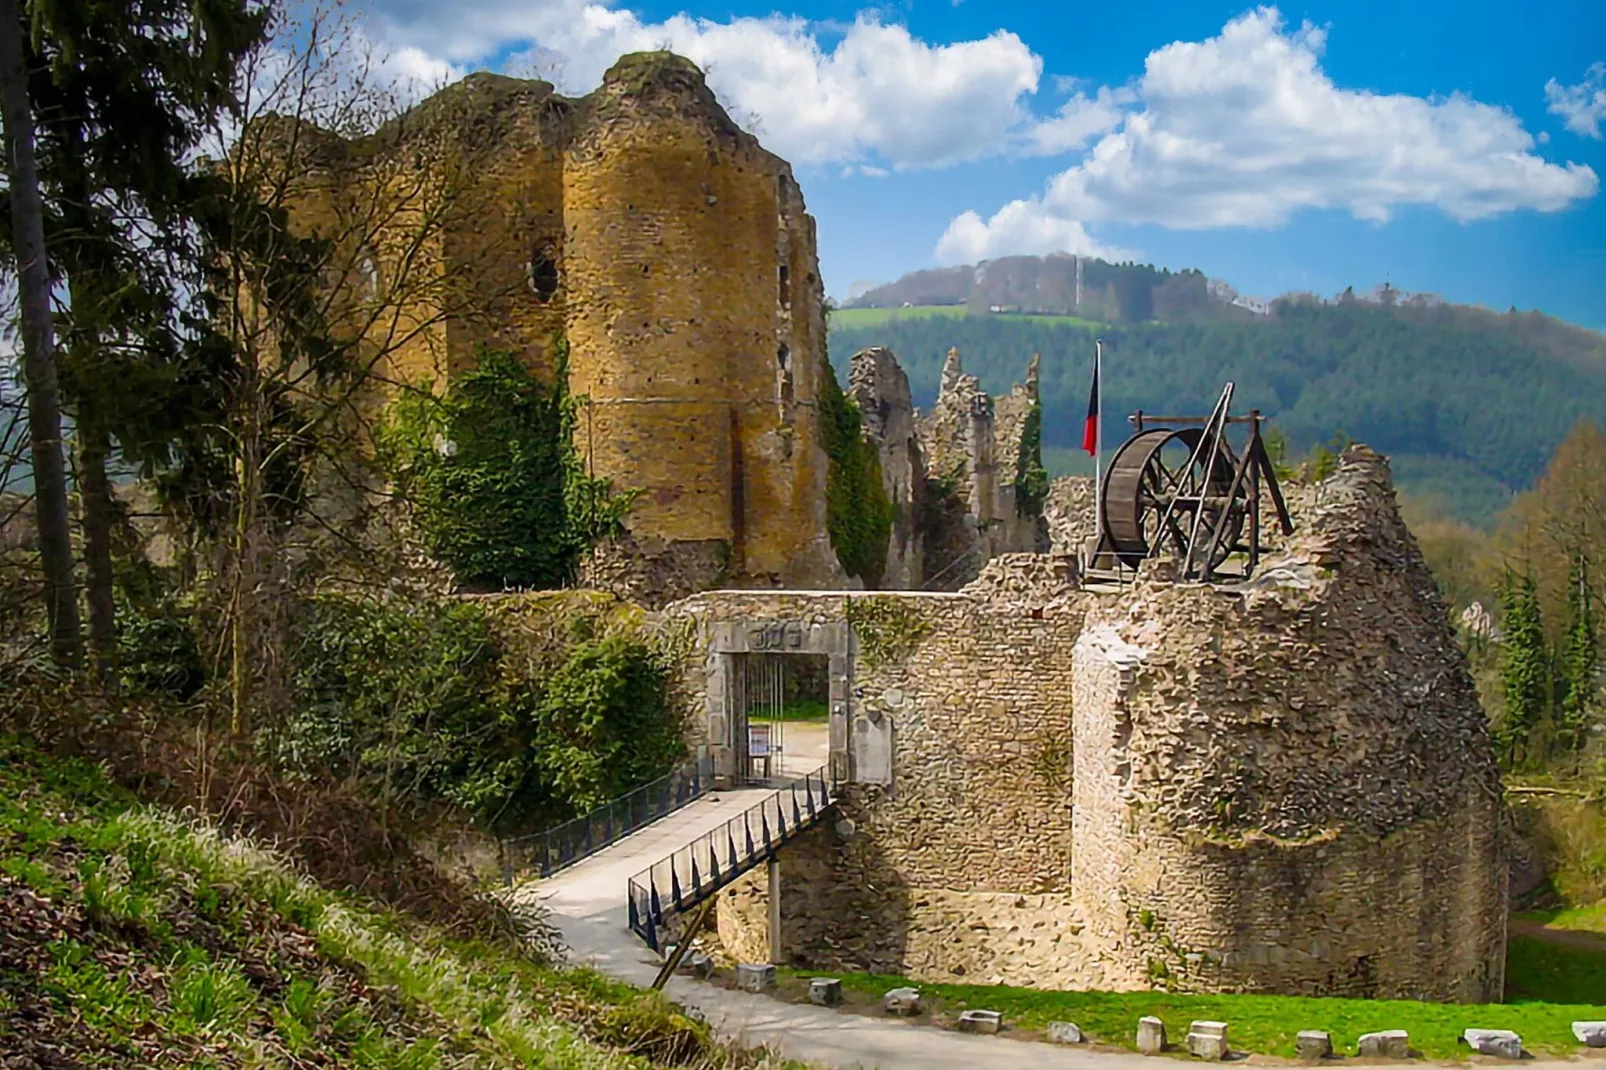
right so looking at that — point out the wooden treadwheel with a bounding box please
[1100,427,1246,571]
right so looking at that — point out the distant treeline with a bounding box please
[828,300,1606,525]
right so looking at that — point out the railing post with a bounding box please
[744,812,756,858]
[690,854,701,897]
[671,863,683,909]
[650,877,663,925]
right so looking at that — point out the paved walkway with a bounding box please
[521,788,1168,1070]
[520,789,1598,1070]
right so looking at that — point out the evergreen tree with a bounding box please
[1497,569,1548,769]
[1559,555,1598,752]
[0,0,268,676]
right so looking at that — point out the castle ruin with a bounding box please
[277,53,1042,601]
[663,448,1507,1001]
[269,51,1506,1001]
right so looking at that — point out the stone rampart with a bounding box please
[678,448,1506,1001]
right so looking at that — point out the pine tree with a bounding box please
[1497,569,1548,769]
[1559,555,1598,752]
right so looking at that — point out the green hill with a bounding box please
[828,299,1606,526]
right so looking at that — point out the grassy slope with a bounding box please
[0,735,789,1070]
[830,306,1104,330]
[787,953,1606,1060]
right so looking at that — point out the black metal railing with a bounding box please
[501,752,715,883]
[627,766,834,952]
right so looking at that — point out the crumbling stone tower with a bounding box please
[273,54,842,599]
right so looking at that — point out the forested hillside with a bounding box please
[829,300,1606,525]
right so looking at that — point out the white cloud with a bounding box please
[935,200,1136,264]
[941,7,1598,260]
[369,0,1049,169]
[1546,62,1606,139]
[1024,86,1134,156]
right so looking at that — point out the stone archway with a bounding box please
[706,620,853,787]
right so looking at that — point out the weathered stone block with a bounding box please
[1574,1022,1606,1048]
[1187,1021,1229,1060]
[1357,1030,1409,1058]
[678,952,714,979]
[1463,1029,1521,1059]
[1137,1016,1167,1054]
[957,1010,1003,1034]
[808,977,843,1006]
[883,987,923,1016]
[1296,1030,1332,1062]
[1049,1022,1084,1044]
[734,963,776,993]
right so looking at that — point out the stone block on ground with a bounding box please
[1137,1016,1167,1054]
[678,952,714,979]
[883,987,923,1017]
[734,963,776,993]
[1049,1022,1084,1044]
[1574,1022,1606,1048]
[1297,1030,1333,1062]
[1187,1021,1229,1060]
[1357,1030,1409,1059]
[957,1010,1004,1035]
[1462,1029,1522,1059]
[808,978,843,1006]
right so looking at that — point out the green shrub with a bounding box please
[820,361,893,586]
[117,604,205,700]
[377,343,633,590]
[1014,391,1049,516]
[275,593,682,831]
[534,634,685,813]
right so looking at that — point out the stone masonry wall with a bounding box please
[688,448,1506,1000]
[276,56,843,602]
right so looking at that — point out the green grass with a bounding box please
[771,699,829,722]
[0,733,796,1069]
[1516,903,1606,934]
[784,946,1606,1060]
[830,305,1104,330]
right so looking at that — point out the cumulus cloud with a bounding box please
[935,200,1136,264]
[941,7,1598,259]
[1547,62,1606,138]
[369,0,1050,169]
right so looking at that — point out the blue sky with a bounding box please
[359,0,1606,326]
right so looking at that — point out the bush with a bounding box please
[117,604,205,701]
[533,634,684,812]
[273,592,681,832]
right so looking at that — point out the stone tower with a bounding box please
[271,54,842,601]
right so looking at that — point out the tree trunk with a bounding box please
[78,404,118,682]
[0,0,83,668]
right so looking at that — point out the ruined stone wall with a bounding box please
[915,347,1042,589]
[848,347,925,589]
[691,449,1506,1001]
[1067,448,1505,1001]
[275,56,843,603]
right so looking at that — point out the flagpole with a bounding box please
[1094,337,1104,562]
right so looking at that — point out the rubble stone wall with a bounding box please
[278,55,842,602]
[685,449,1507,1000]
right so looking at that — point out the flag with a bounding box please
[1081,356,1099,455]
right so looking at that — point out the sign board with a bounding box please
[748,723,772,757]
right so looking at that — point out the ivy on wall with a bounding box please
[820,361,893,587]
[844,596,931,669]
[378,341,635,589]
[1015,392,1050,516]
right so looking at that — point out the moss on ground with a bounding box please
[782,959,1606,1061]
[0,734,793,1069]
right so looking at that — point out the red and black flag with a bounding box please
[1081,355,1100,455]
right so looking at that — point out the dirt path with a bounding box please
[1510,917,1606,952]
